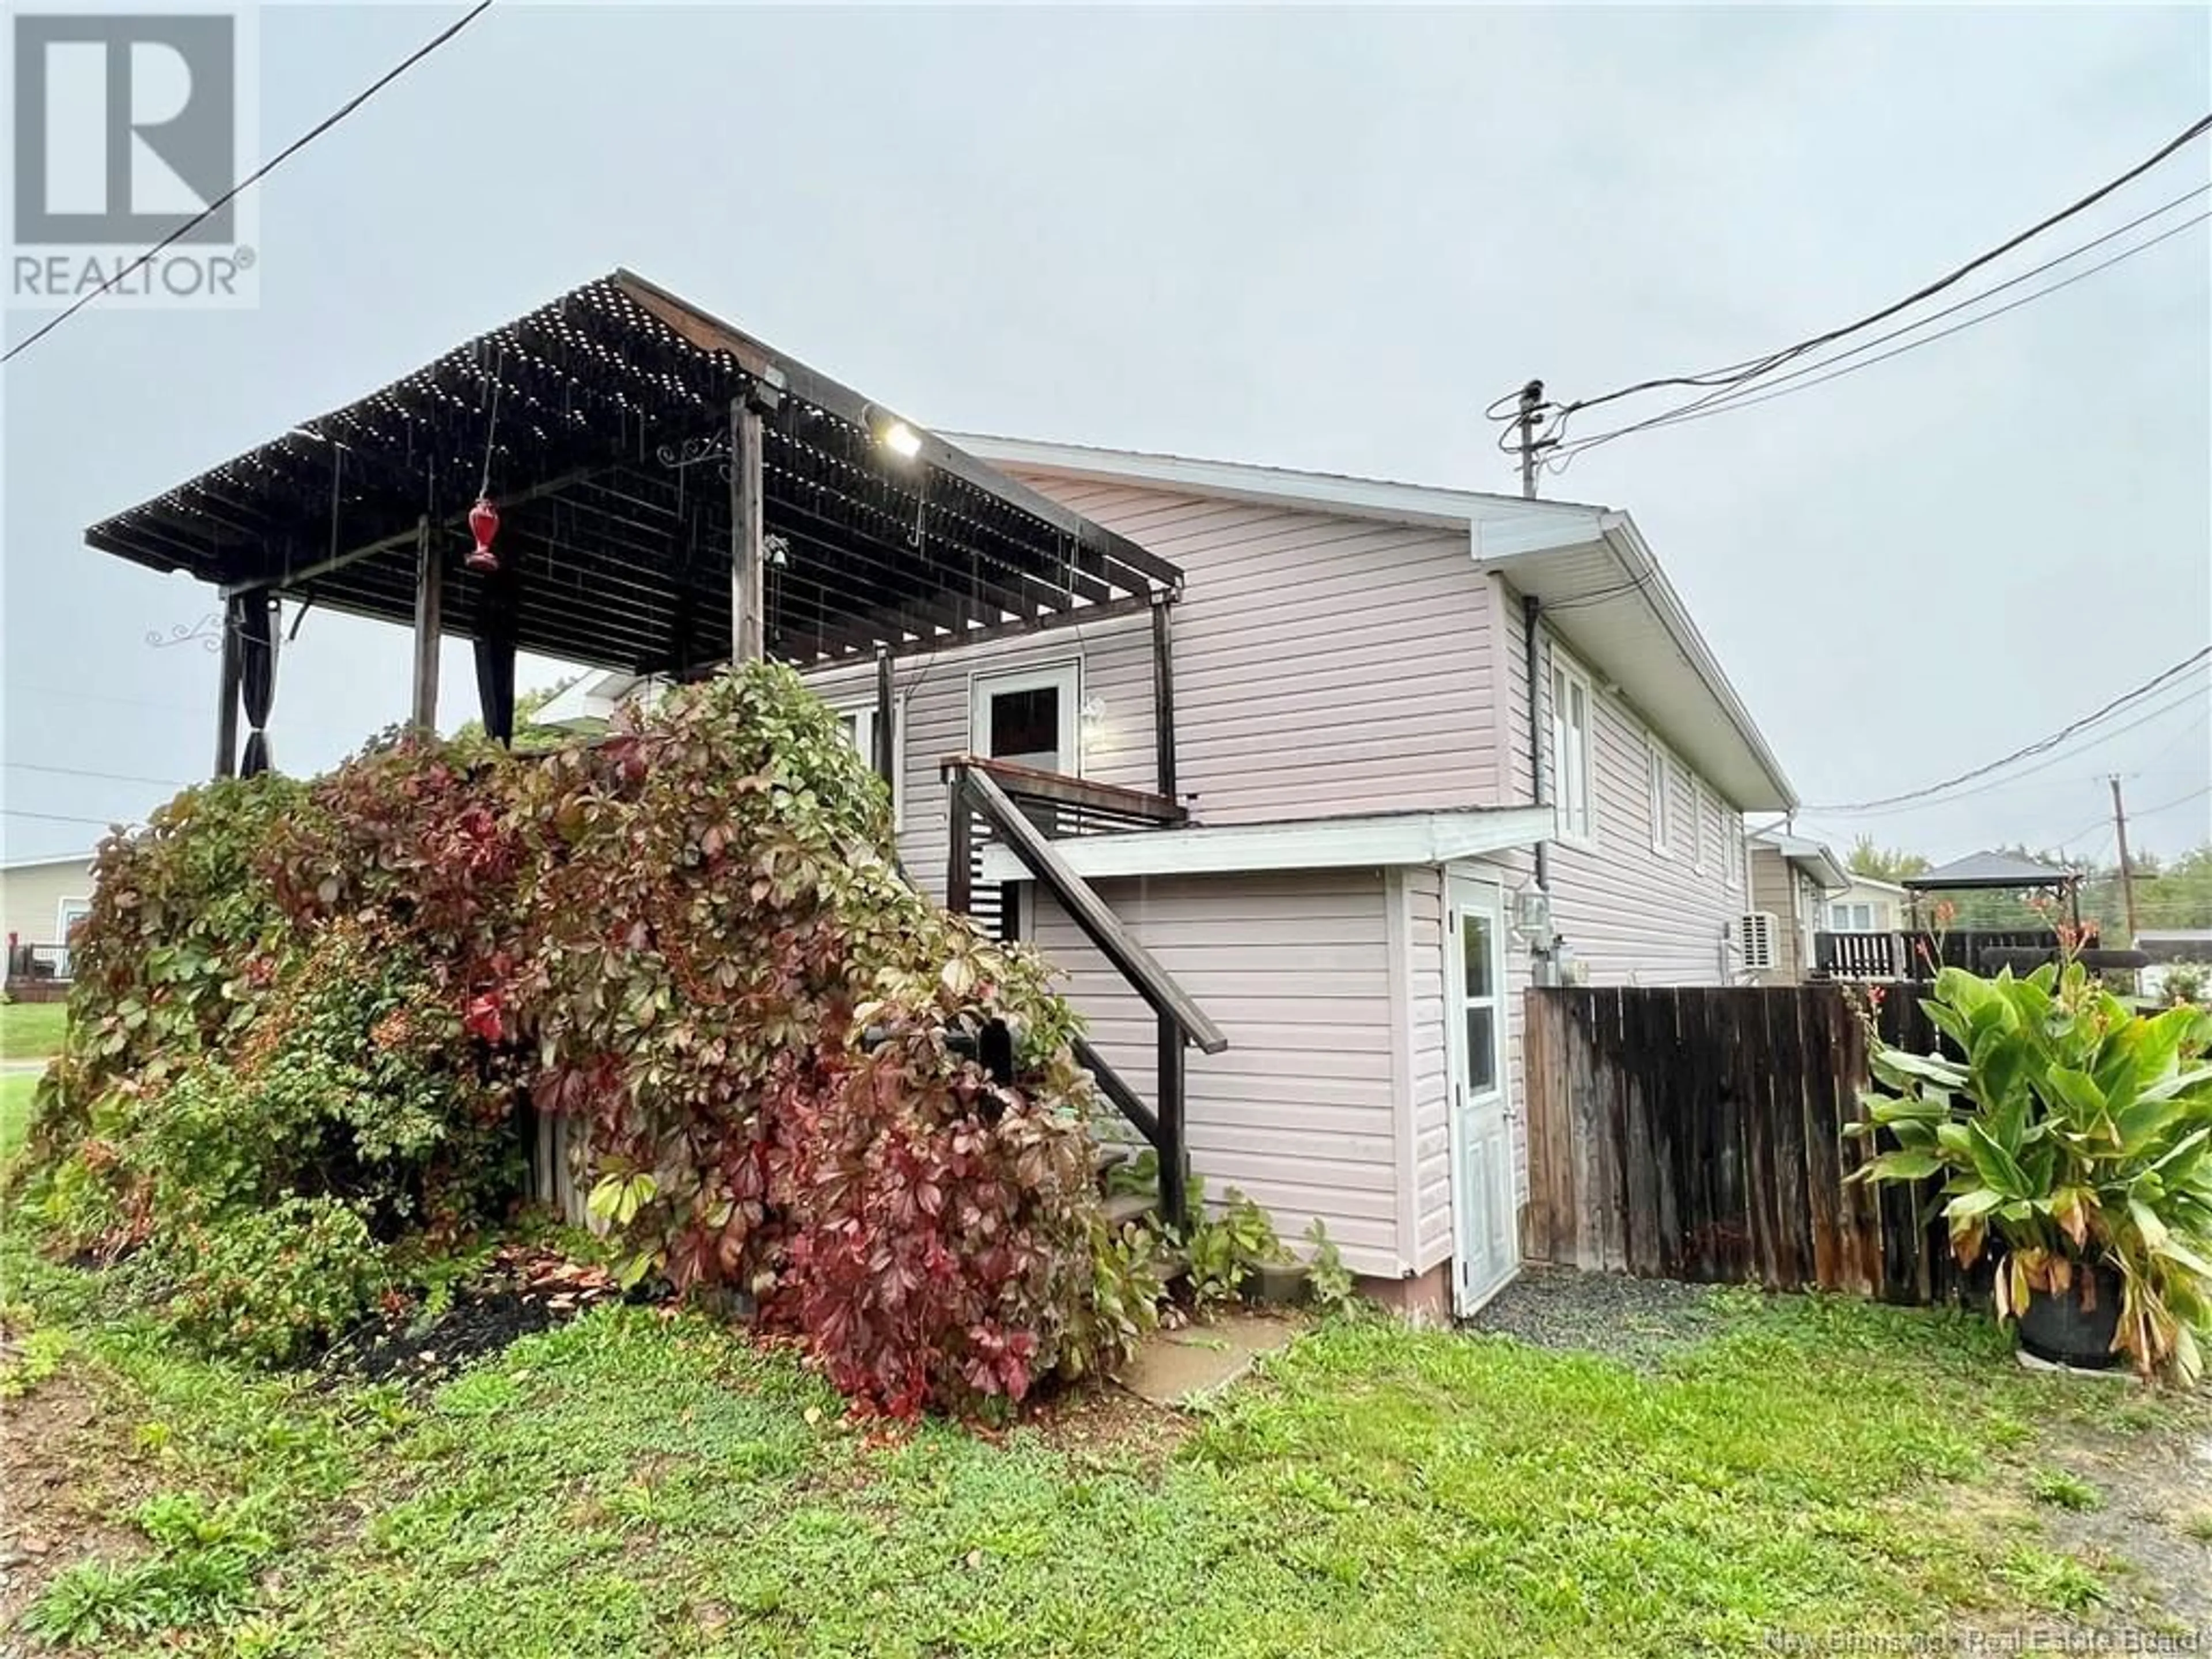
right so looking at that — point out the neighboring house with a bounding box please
[1825,874,1907,935]
[2,852,96,991]
[1747,831,1851,982]
[581,441,1798,1317]
[2138,929,2212,1002]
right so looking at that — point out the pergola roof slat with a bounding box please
[85,271,1177,675]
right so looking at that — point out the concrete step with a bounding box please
[1103,1191,1156,1232]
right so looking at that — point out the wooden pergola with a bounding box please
[84,270,1180,775]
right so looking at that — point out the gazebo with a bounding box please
[83,270,1180,777]
[1902,849,2084,932]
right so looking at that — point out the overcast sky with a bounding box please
[4,3,2207,870]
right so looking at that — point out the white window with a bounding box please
[1690,777,1710,873]
[1830,902,1877,932]
[54,897,91,979]
[832,698,906,828]
[1548,652,1594,843]
[1647,738,1674,857]
[971,661,1080,775]
[1724,812,1744,891]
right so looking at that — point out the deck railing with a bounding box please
[5,941,73,984]
[940,756,1219,1229]
[943,756,1187,942]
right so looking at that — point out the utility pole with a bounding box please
[2108,774,2139,941]
[1515,379,1546,500]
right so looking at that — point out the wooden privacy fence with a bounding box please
[1519,985,1978,1305]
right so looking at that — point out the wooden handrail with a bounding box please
[951,764,1227,1055]
[938,753,1186,827]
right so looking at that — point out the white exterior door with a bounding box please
[1446,874,1517,1316]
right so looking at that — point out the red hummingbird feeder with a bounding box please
[465,496,501,574]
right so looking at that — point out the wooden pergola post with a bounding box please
[729,396,766,664]
[410,516,441,730]
[213,592,242,779]
[1150,590,1177,802]
[873,644,896,789]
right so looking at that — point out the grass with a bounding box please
[2,1239,2200,1658]
[0,999,69,1062]
[2028,1467,2103,1512]
[1,1073,37,1162]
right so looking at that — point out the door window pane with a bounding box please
[988,687,1061,770]
[1464,1007,1497,1093]
[1461,915,1495,999]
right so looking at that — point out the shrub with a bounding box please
[1850,964,2212,1382]
[137,1196,388,1368]
[24,663,1142,1415]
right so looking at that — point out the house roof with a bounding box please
[976,804,1555,884]
[1902,850,2080,891]
[1837,873,1908,897]
[1751,830,1853,893]
[1,852,98,874]
[84,274,1178,674]
[949,435,1796,813]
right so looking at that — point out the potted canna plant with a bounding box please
[1850,963,2212,1381]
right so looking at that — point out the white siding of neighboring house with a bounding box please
[993,474,1509,824]
[1749,847,1819,983]
[1825,880,1904,934]
[2,859,96,965]
[1024,869,1412,1278]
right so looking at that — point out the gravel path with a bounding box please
[1465,1264,1727,1370]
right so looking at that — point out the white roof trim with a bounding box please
[954,433,1795,813]
[1,852,98,873]
[948,434,1608,534]
[1751,831,1852,893]
[977,805,1555,884]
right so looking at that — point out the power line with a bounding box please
[1550,209,2210,462]
[1805,678,2211,820]
[5,761,190,789]
[3,2,496,365]
[1800,647,2211,812]
[1516,112,2211,429]
[2,809,132,829]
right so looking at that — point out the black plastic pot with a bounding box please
[2014,1263,2123,1370]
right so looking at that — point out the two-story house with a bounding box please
[560,438,1799,1318]
[84,274,1799,1323]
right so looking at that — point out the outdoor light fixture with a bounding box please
[466,497,502,574]
[862,402,926,460]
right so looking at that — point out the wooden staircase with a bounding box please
[941,756,1225,1231]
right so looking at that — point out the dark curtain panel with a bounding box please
[237,593,276,777]
[472,563,521,745]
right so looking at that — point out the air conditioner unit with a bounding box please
[1738,911,1778,974]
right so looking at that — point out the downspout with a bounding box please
[1521,592,1559,986]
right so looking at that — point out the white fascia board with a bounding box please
[948,434,1607,534]
[976,806,1557,885]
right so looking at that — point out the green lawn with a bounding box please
[3,1240,2204,1657]
[0,1073,34,1163]
[0,999,68,1062]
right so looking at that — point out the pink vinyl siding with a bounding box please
[1489,574,1748,988]
[798,607,1157,907]
[994,473,1509,823]
[1400,867,1455,1270]
[1024,870,1411,1278]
